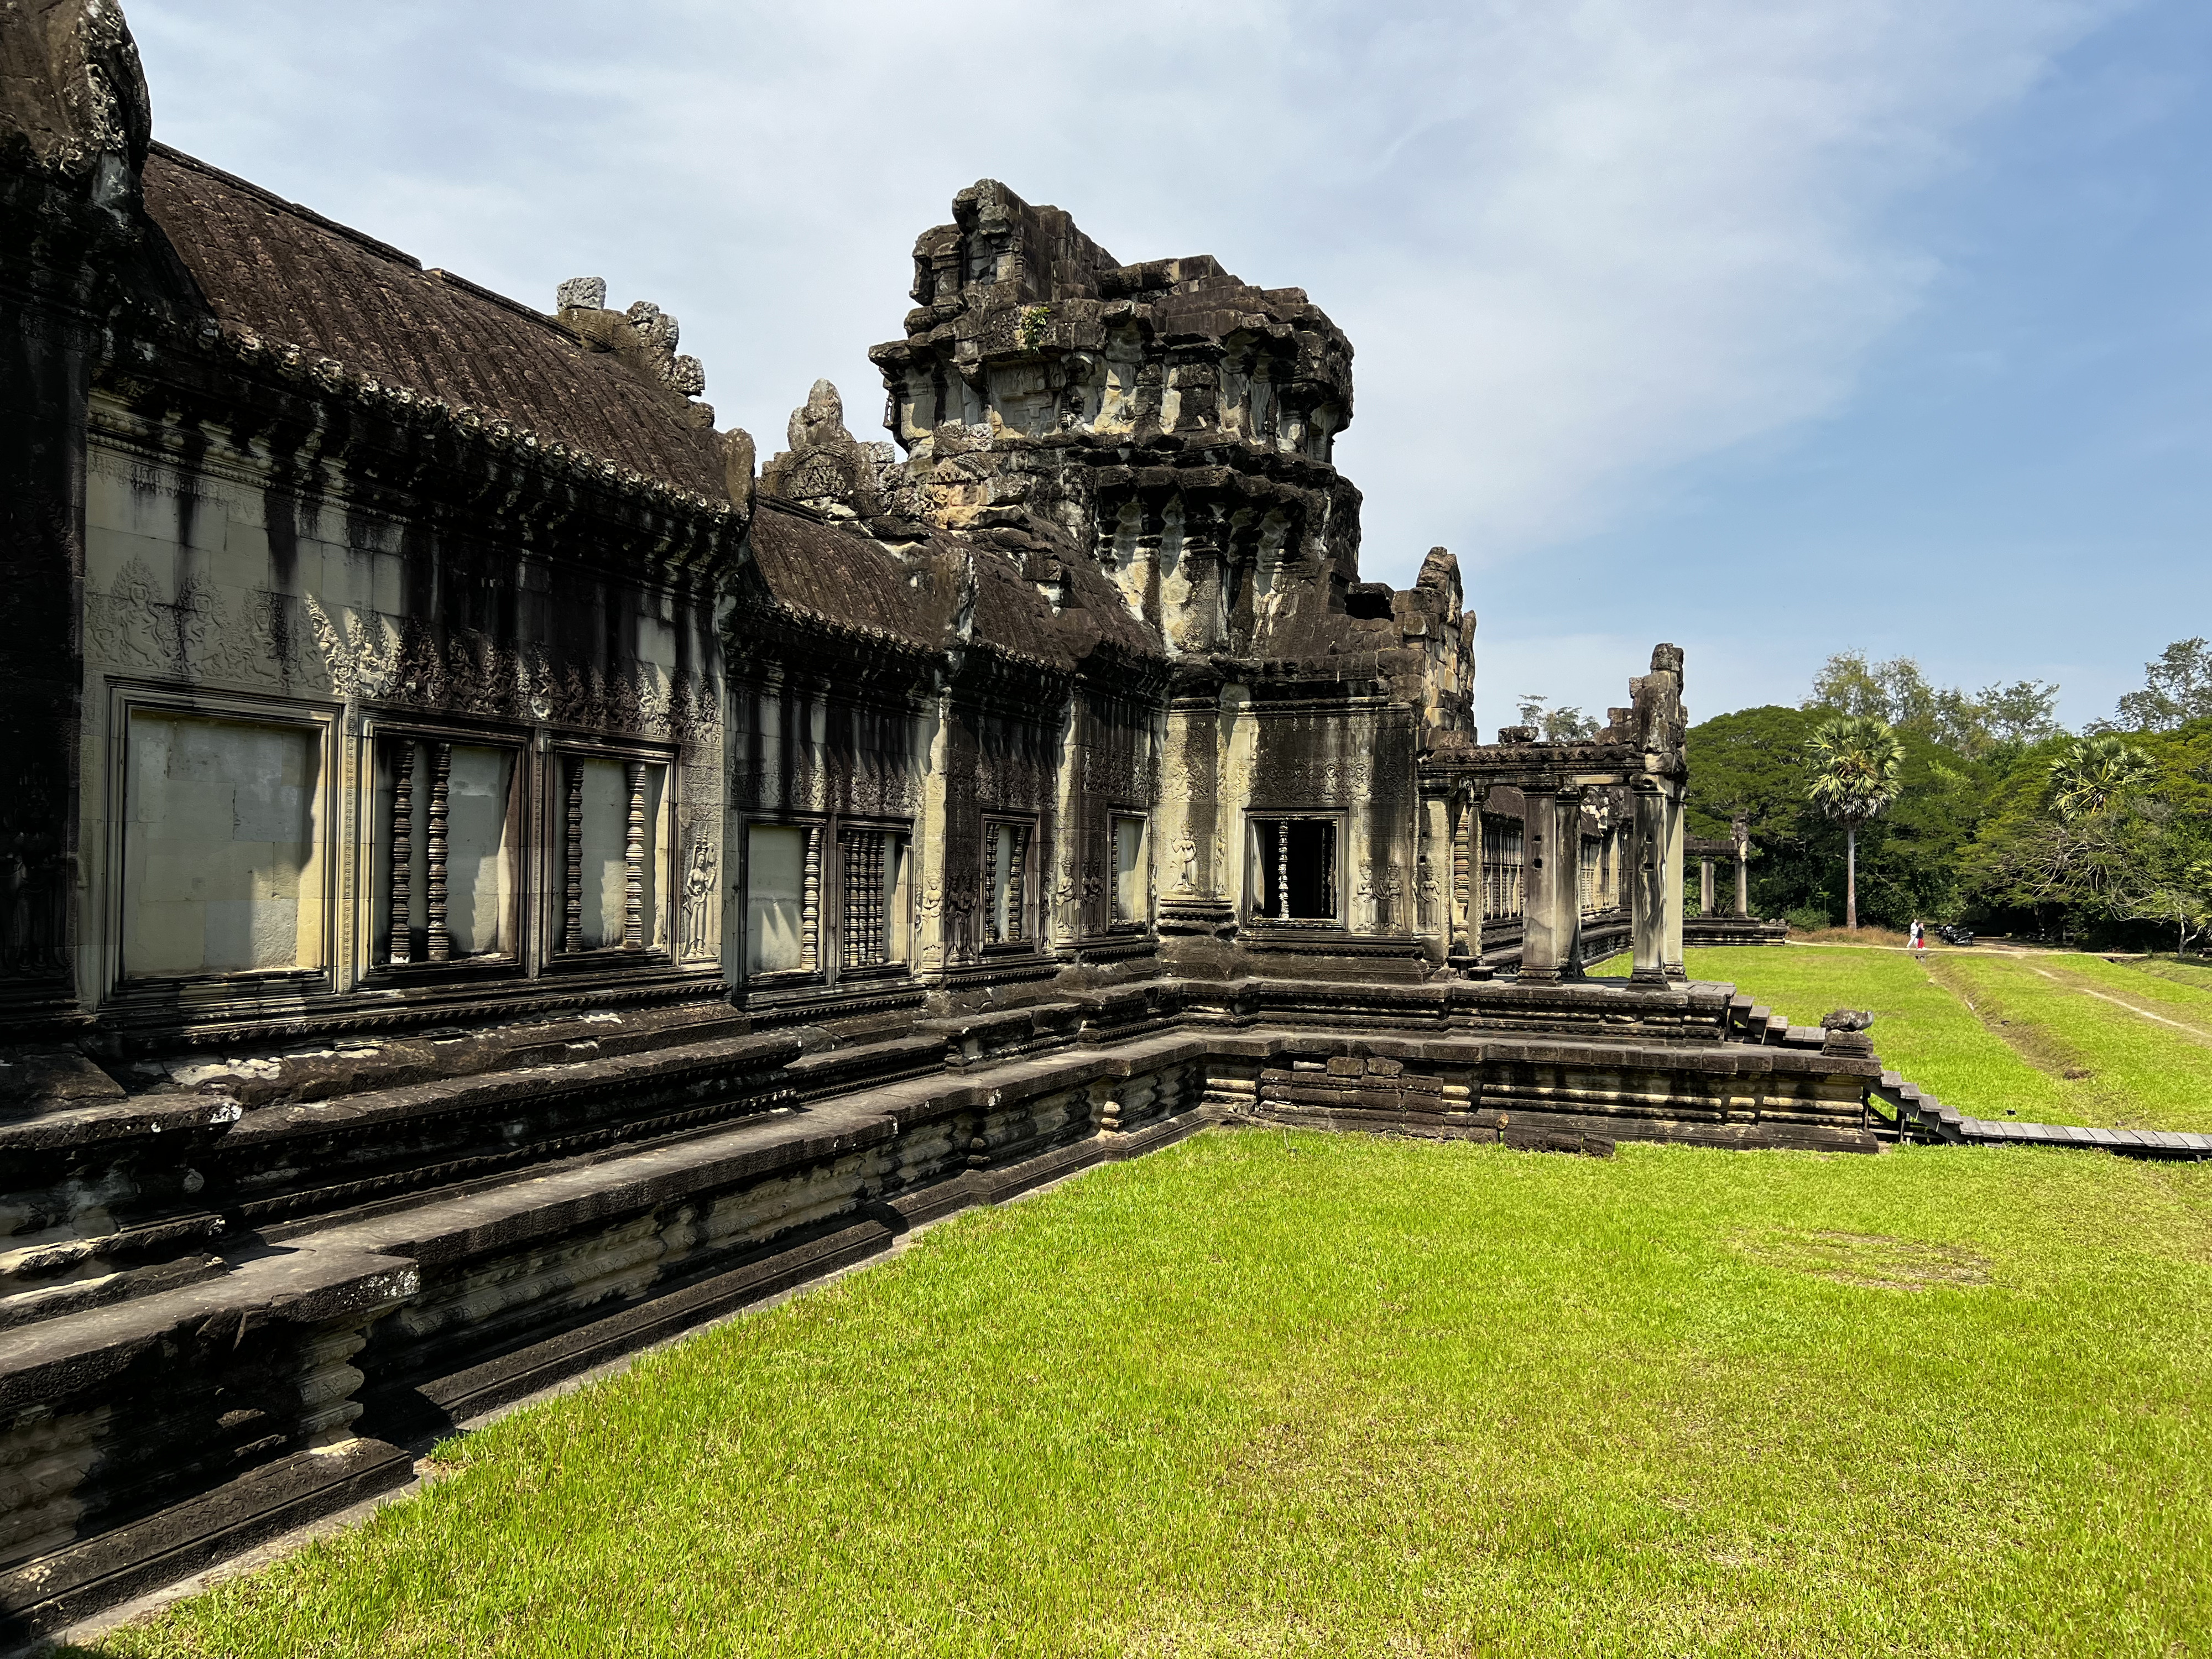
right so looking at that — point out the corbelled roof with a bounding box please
[746,500,1164,675]
[140,143,732,500]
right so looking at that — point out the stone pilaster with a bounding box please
[1556,788,1585,978]
[1519,784,1562,983]
[1662,784,1687,980]
[1631,780,1668,984]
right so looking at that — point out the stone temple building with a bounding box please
[0,2,1888,1636]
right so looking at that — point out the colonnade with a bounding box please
[1694,836,1752,917]
[1432,777,1686,986]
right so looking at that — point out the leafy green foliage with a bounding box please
[1964,721,2212,948]
[1806,651,2060,758]
[1805,715,1903,828]
[2110,637,2212,733]
[1687,705,1971,926]
[2047,734,2156,821]
[1514,692,1599,740]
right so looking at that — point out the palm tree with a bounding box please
[1806,714,1905,931]
[2046,734,2154,821]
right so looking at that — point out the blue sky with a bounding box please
[131,0,2209,732]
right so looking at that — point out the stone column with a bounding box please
[1630,780,1667,985]
[1555,788,1585,978]
[1519,784,1562,983]
[0,246,91,1031]
[1734,841,1750,917]
[1662,784,1687,981]
[1699,857,1715,916]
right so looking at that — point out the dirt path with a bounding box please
[1788,941,2147,959]
[2023,962,2212,1045]
[1922,955,2104,1091]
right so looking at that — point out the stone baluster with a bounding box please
[800,822,821,973]
[1276,821,1291,920]
[1008,824,1027,942]
[388,740,414,966]
[983,828,1001,944]
[623,759,647,950]
[562,760,584,953]
[425,742,451,963]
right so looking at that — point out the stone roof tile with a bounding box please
[140,143,731,500]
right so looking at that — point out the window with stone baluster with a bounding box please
[744,814,913,987]
[980,816,1036,950]
[1248,815,1340,923]
[371,728,523,972]
[1480,817,1524,920]
[839,824,912,971]
[551,745,674,960]
[1109,813,1149,927]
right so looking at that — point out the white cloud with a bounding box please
[133,0,2118,591]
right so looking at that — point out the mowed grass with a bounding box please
[1590,947,2080,1124]
[1931,954,2212,1134]
[1594,946,2212,1133]
[87,1133,2212,1659]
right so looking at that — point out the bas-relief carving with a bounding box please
[680,832,718,961]
[1248,752,1375,807]
[972,743,1048,812]
[727,747,920,816]
[87,557,719,746]
[86,557,338,694]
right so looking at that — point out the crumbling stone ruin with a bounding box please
[0,2,1893,1637]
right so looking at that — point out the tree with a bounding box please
[2142,860,2212,957]
[2047,734,2156,821]
[1806,651,2061,759]
[1514,693,1599,742]
[1806,714,1905,931]
[2111,638,2212,733]
[1977,679,2063,748]
[1963,725,2211,949]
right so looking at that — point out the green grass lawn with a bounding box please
[1929,954,2212,1133]
[2129,954,2212,997]
[1590,946,2212,1134]
[85,1133,2212,1659]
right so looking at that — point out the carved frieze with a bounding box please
[87,556,719,746]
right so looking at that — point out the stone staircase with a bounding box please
[1867,1070,2212,1160]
